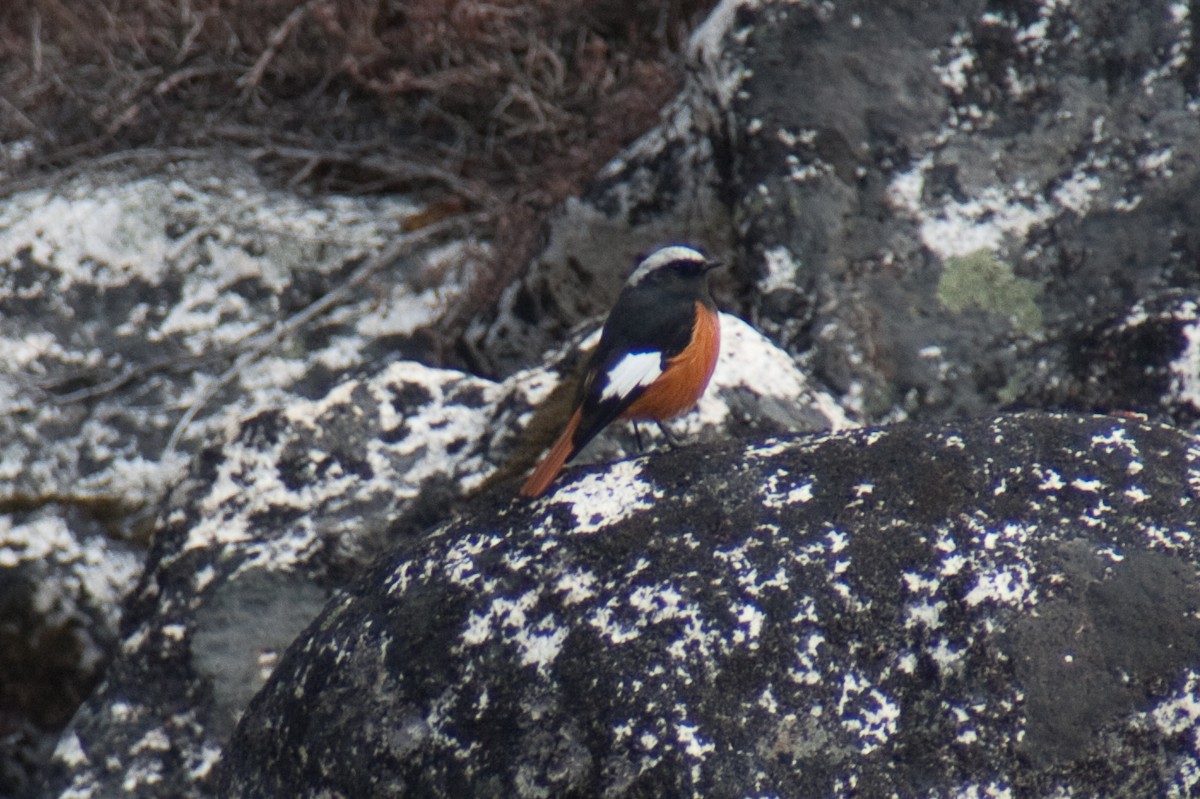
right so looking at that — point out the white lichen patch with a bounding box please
[887,156,1056,261]
[1091,425,1143,460]
[550,461,661,535]
[761,469,816,509]
[949,781,1016,799]
[554,569,599,606]
[0,181,177,289]
[963,568,1033,608]
[836,671,900,754]
[0,513,141,633]
[1124,487,1151,504]
[713,541,792,597]
[181,434,295,554]
[1147,670,1200,737]
[183,358,504,570]
[186,744,224,780]
[905,598,947,630]
[442,533,503,589]
[1035,466,1066,491]
[788,630,826,687]
[758,245,803,294]
[930,638,966,675]
[1146,670,1200,796]
[1169,311,1200,412]
[129,728,171,755]
[587,603,643,646]
[934,32,977,94]
[674,721,716,761]
[934,516,1042,617]
[53,732,88,769]
[731,602,766,648]
[745,438,797,459]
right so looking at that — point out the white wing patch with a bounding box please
[600,351,663,402]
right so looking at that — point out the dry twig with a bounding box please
[238,1,318,97]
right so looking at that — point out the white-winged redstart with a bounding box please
[520,245,721,498]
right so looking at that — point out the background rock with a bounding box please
[474,0,1200,426]
[466,0,743,374]
[728,0,1200,423]
[0,162,482,796]
[219,413,1200,797]
[1026,289,1200,426]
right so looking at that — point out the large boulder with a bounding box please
[219,412,1200,797]
[39,308,838,798]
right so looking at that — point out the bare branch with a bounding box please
[237,1,318,96]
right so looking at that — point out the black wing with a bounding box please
[568,285,698,451]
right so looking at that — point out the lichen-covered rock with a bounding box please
[37,360,516,799]
[728,0,1200,422]
[0,162,481,796]
[1028,290,1200,427]
[0,163,468,521]
[475,0,1200,425]
[18,1,1200,796]
[41,307,828,798]
[220,412,1200,797]
[0,510,142,797]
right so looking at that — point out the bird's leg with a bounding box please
[632,421,644,452]
[656,421,681,449]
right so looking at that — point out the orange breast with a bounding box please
[621,303,720,422]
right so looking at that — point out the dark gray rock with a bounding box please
[220,412,1200,797]
[1026,289,1200,426]
[473,0,1200,426]
[726,0,1200,422]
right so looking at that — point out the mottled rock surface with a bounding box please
[476,0,1200,426]
[220,412,1200,797]
[38,309,839,798]
[40,361,511,798]
[1029,290,1200,426]
[0,162,481,796]
[13,0,1200,797]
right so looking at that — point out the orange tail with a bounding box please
[520,408,583,498]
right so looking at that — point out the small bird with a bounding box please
[520,245,721,498]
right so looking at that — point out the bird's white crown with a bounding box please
[626,245,707,286]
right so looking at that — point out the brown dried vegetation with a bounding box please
[0,0,710,203]
[0,1,713,370]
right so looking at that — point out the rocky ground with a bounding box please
[5,0,1200,797]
